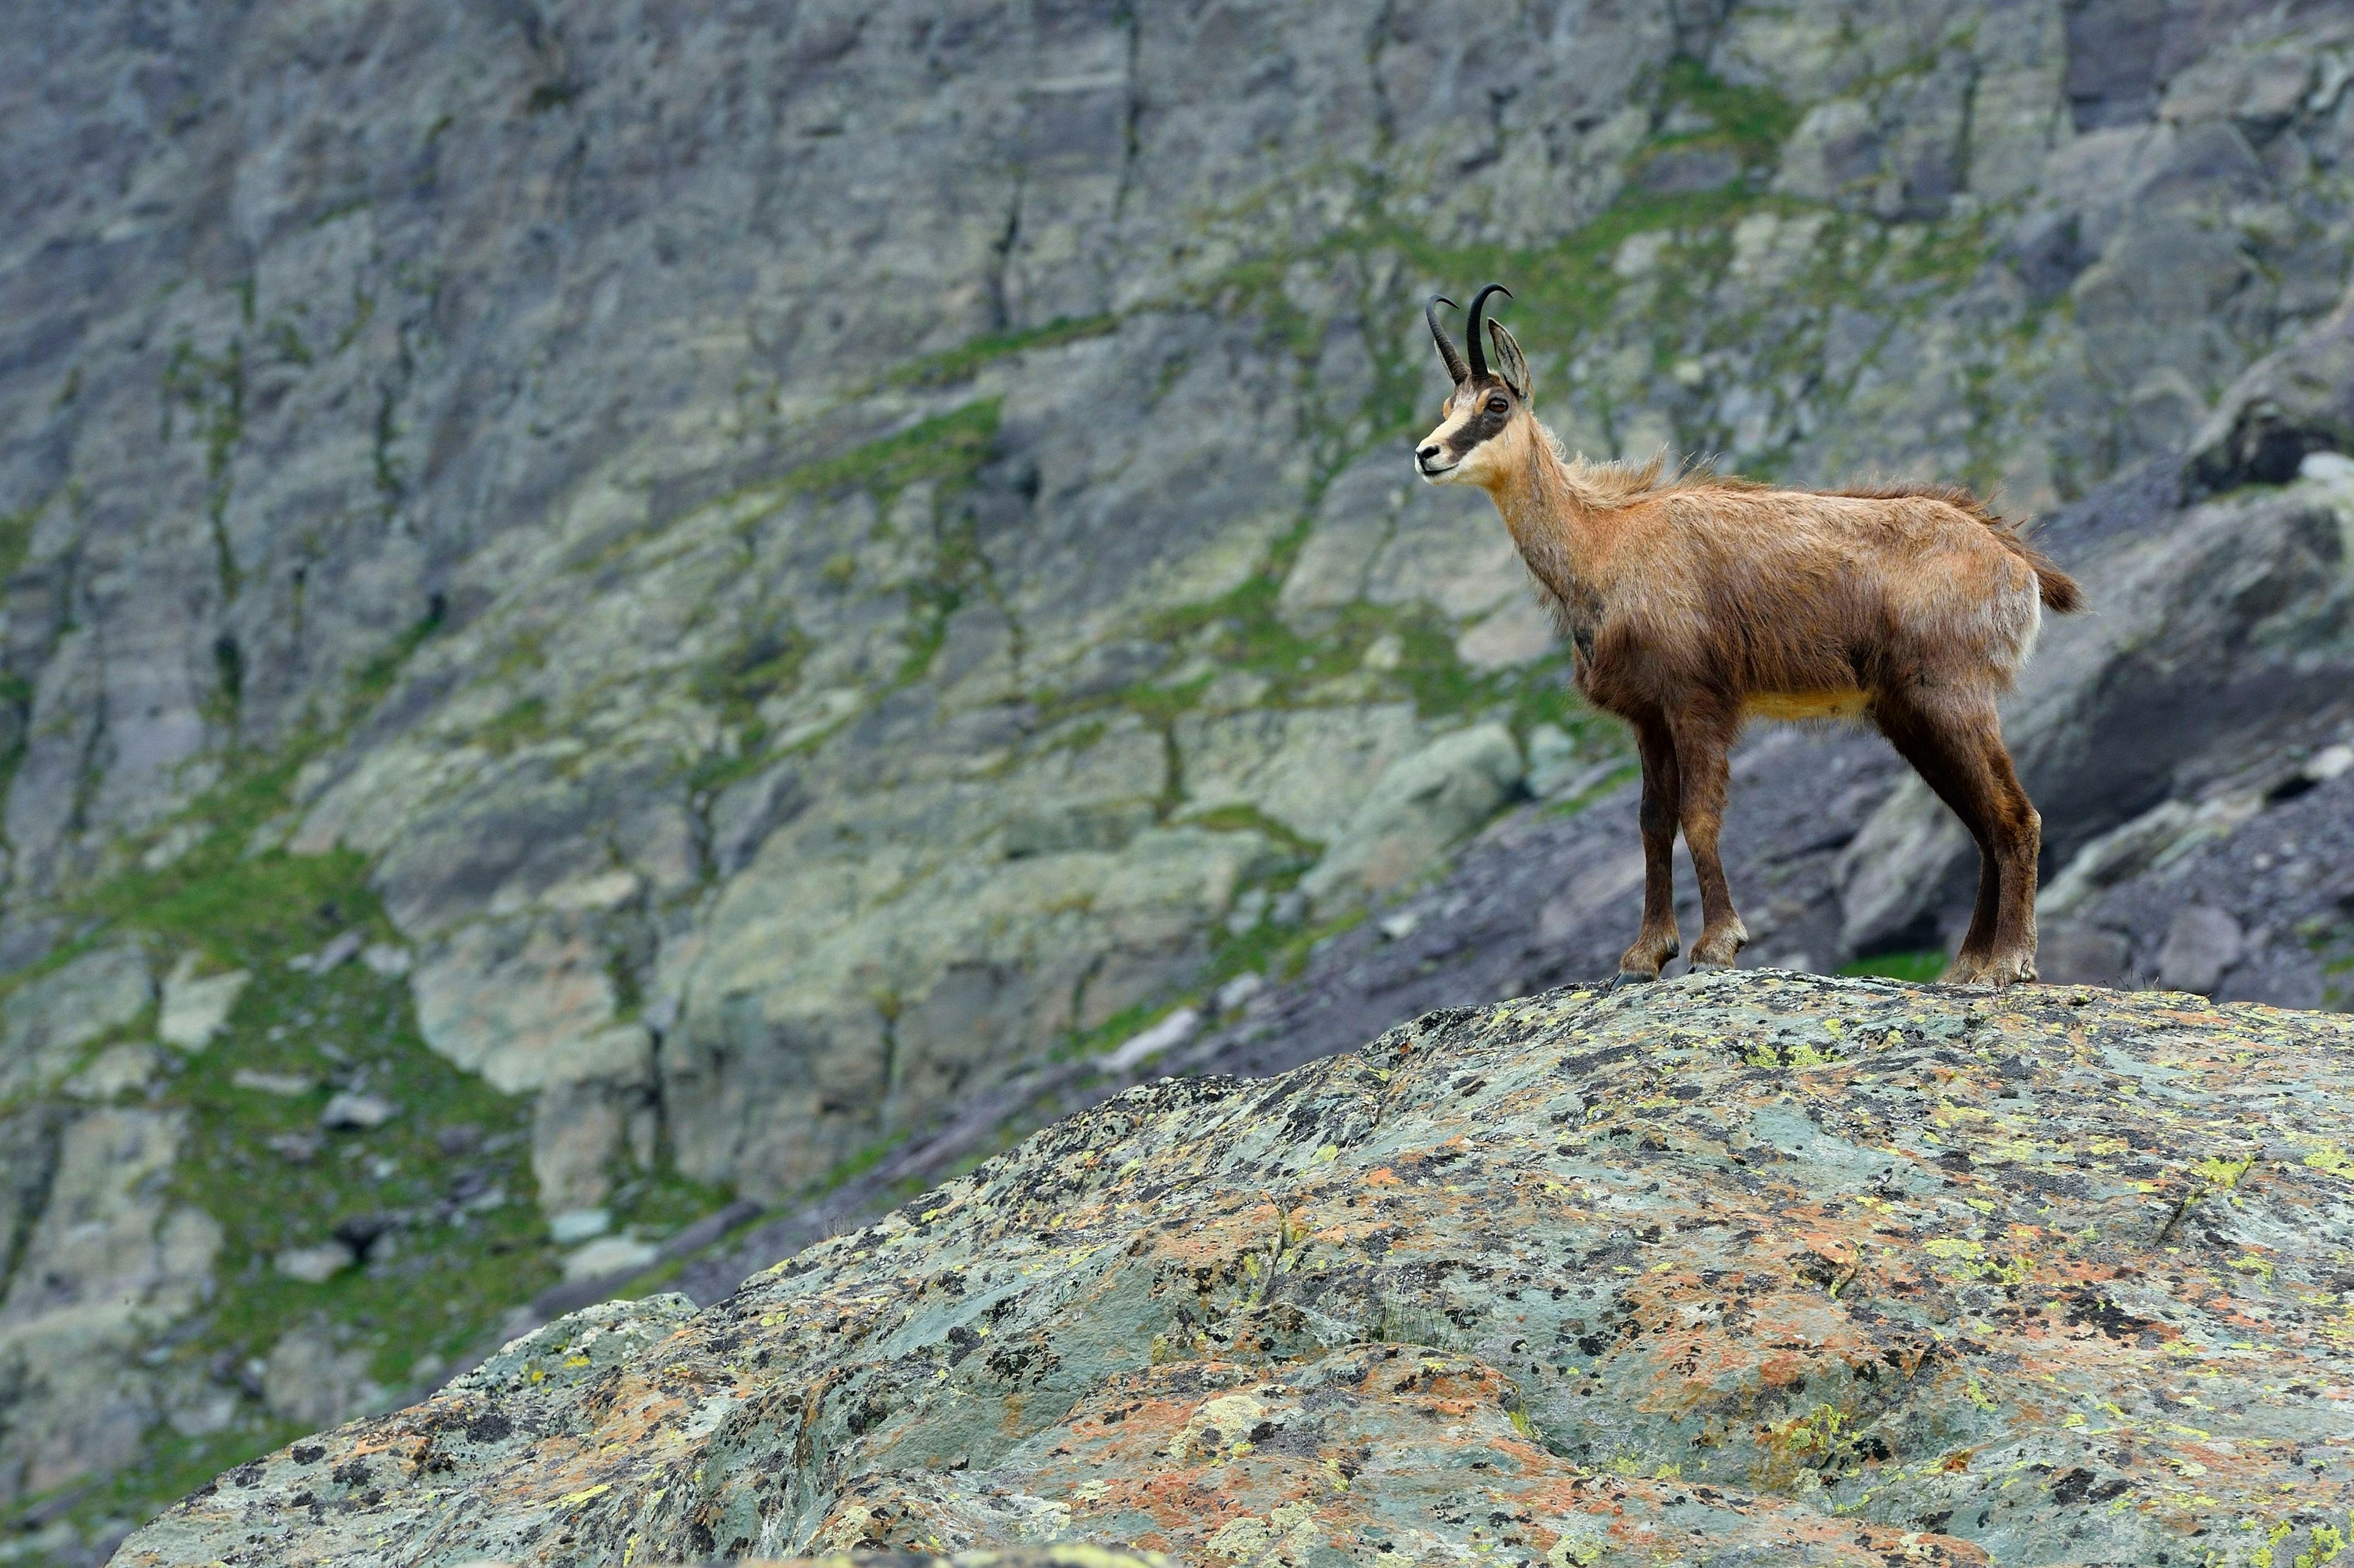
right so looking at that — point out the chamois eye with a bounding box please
[1487,397,1509,414]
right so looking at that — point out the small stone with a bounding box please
[159,954,251,1051]
[360,942,413,978]
[232,1068,318,1097]
[450,1295,699,1399]
[1105,1008,1201,1073]
[1379,910,1422,942]
[275,1242,357,1284]
[311,931,364,973]
[2297,450,2354,484]
[64,1041,166,1099]
[548,1208,612,1246]
[1523,723,1581,797]
[560,1235,660,1283]
[436,1124,486,1155]
[321,1091,398,1130]
[1612,230,1670,278]
[1213,973,1265,1013]
[268,1131,322,1163]
[2038,923,2132,988]
[2303,742,2353,783]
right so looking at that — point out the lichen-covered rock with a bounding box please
[116,974,2354,1566]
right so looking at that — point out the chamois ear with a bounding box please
[1488,321,1531,400]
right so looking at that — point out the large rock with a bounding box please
[0,1108,219,1507]
[0,942,152,1095]
[2187,277,2354,493]
[1300,722,1525,905]
[115,974,2354,1566]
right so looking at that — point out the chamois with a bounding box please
[1417,285,2081,988]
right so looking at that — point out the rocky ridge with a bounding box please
[116,972,2354,1566]
[5,0,2354,1553]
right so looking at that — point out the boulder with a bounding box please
[113,975,2354,1566]
[0,943,152,1095]
[2157,903,2245,993]
[2186,276,2354,493]
[156,953,251,1051]
[0,1108,218,1505]
[1834,775,1972,953]
[1300,723,1525,904]
[2031,920,2133,987]
[320,1091,399,1130]
[260,1323,381,1433]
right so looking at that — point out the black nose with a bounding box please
[1416,444,1441,462]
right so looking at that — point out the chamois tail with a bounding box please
[1993,528,2082,614]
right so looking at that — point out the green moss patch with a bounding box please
[1655,56,1802,167]
[1838,950,1948,982]
[885,315,1118,390]
[782,399,1002,506]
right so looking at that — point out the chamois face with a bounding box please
[1415,377,1528,488]
[1415,286,1533,490]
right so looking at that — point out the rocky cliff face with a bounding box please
[5,0,2354,1555]
[113,973,2354,1565]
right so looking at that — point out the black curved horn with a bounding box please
[1465,283,1512,380]
[1425,295,1469,383]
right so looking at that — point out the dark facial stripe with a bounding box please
[1446,382,1517,460]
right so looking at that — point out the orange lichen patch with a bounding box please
[964,1344,1986,1566]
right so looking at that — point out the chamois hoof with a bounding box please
[1980,954,2038,988]
[1689,927,1749,969]
[1609,970,1659,992]
[1686,959,1736,973]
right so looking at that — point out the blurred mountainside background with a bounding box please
[2,0,2354,1558]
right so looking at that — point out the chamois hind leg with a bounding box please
[1667,699,1748,969]
[1613,713,1682,986]
[1871,690,1998,979]
[1966,721,2041,983]
[1957,835,2004,977]
[1874,690,2038,985]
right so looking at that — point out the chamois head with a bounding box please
[1415,283,1534,489]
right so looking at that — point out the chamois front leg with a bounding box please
[1614,714,1682,987]
[1668,700,1748,969]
